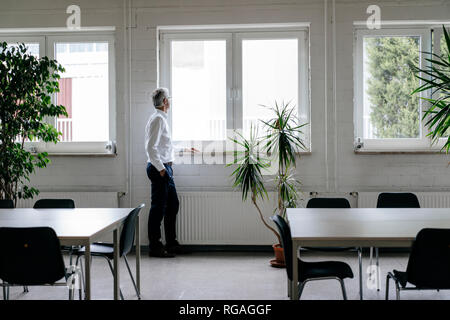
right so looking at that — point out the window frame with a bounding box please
[0,29,116,155]
[159,25,310,152]
[353,26,445,152]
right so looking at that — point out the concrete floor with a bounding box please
[4,251,450,300]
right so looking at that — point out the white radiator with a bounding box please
[16,192,119,208]
[358,192,450,208]
[176,192,279,245]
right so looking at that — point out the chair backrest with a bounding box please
[0,199,14,208]
[33,199,75,209]
[406,228,450,289]
[376,193,420,208]
[0,227,66,285]
[120,204,145,256]
[270,215,293,281]
[307,197,351,208]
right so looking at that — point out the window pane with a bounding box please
[363,36,421,139]
[171,40,227,141]
[55,42,109,142]
[6,42,39,57]
[242,39,298,137]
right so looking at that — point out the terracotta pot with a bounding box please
[270,243,286,268]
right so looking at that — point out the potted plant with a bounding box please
[0,42,67,206]
[412,25,450,153]
[227,101,308,267]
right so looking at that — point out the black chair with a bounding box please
[305,198,363,300]
[33,199,75,209]
[0,227,79,300]
[0,200,14,208]
[377,193,420,208]
[386,228,450,300]
[33,198,78,265]
[270,214,353,300]
[75,204,144,300]
[373,193,420,291]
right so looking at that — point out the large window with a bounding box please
[0,31,115,153]
[160,27,310,150]
[354,28,434,151]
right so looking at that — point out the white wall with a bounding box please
[1,0,450,244]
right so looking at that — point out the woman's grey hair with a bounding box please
[152,87,169,107]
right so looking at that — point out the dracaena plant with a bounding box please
[412,26,450,152]
[227,126,281,244]
[0,42,67,206]
[227,101,307,244]
[261,101,307,217]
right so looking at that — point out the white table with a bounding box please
[0,208,140,300]
[286,207,450,300]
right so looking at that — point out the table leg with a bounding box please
[287,279,291,298]
[84,243,91,300]
[113,228,120,300]
[291,241,299,300]
[359,247,363,300]
[135,214,141,296]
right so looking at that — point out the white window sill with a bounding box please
[44,152,117,157]
[354,149,447,154]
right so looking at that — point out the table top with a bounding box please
[286,208,450,246]
[0,208,133,244]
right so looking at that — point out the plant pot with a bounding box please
[270,243,286,268]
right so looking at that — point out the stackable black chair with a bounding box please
[33,199,75,209]
[377,193,420,209]
[33,198,78,264]
[0,227,79,300]
[271,215,353,300]
[386,228,450,300]
[0,200,14,208]
[372,193,420,291]
[75,204,144,300]
[306,198,363,299]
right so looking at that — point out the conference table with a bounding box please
[0,208,140,300]
[286,207,450,300]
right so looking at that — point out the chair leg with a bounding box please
[298,282,305,300]
[358,247,363,300]
[2,281,8,300]
[104,257,124,300]
[385,274,390,300]
[375,247,380,291]
[395,282,401,300]
[338,279,348,300]
[23,286,28,293]
[124,255,141,299]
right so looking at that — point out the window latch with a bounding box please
[354,137,364,150]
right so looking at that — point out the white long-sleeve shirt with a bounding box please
[145,109,174,172]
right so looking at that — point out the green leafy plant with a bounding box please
[0,42,67,205]
[227,101,307,244]
[412,26,450,152]
[261,102,307,217]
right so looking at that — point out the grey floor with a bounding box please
[4,251,450,300]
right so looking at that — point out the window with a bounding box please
[54,41,110,142]
[354,28,434,151]
[0,31,115,154]
[239,34,300,138]
[160,26,310,151]
[169,37,229,141]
